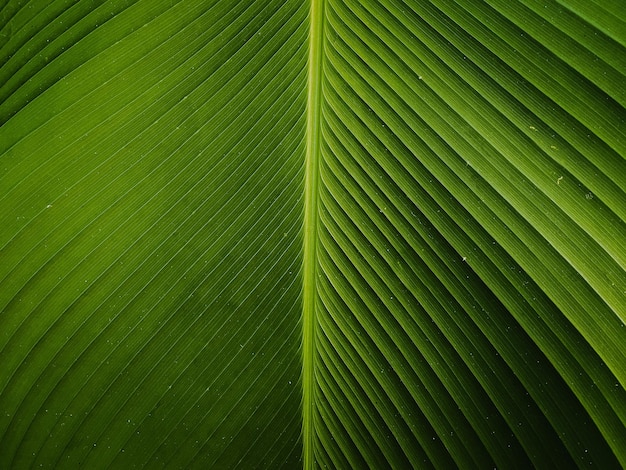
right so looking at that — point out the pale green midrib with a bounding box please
[303,1,324,469]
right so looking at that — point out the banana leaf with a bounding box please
[1,0,625,468]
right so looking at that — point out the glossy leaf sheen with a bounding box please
[1,1,625,468]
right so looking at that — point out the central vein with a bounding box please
[303,0,324,468]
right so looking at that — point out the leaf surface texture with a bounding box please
[1,0,625,468]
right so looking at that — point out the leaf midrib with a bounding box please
[303,0,325,468]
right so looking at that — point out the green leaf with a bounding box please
[1,0,625,468]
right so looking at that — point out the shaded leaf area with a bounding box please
[313,0,626,468]
[0,0,307,468]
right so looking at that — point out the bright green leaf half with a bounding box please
[1,0,625,468]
